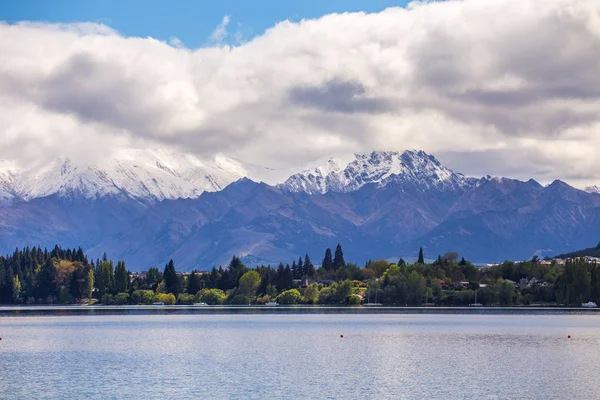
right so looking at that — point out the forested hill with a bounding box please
[555,242,600,259]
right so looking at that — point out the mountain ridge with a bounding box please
[1,148,599,269]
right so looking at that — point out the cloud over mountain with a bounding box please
[1,0,599,186]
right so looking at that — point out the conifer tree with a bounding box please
[333,244,346,271]
[297,257,304,277]
[163,259,181,295]
[188,271,202,295]
[37,258,58,299]
[322,248,333,271]
[276,263,288,290]
[304,254,316,277]
[418,247,425,264]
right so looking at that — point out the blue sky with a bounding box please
[0,0,412,48]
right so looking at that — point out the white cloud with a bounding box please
[169,36,184,48]
[209,15,230,43]
[0,0,599,186]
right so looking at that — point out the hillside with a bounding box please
[555,242,600,259]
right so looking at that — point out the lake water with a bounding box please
[1,311,600,399]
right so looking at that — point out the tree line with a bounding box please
[1,244,599,306]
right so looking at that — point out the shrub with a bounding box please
[196,289,227,305]
[100,294,114,305]
[229,294,249,305]
[114,292,130,305]
[154,293,176,305]
[177,293,195,305]
[277,289,301,305]
[348,294,362,305]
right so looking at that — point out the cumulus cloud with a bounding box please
[0,0,599,186]
[209,15,230,43]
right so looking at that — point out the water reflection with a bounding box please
[1,314,599,399]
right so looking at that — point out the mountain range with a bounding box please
[1,148,599,270]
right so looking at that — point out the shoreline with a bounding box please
[2,304,600,316]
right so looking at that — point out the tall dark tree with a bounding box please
[114,261,128,293]
[322,248,333,271]
[418,247,425,264]
[68,269,80,299]
[163,259,181,295]
[96,260,114,298]
[227,256,247,289]
[333,244,346,271]
[36,258,58,299]
[283,265,294,290]
[297,257,304,278]
[304,254,316,277]
[188,271,202,295]
[146,267,162,287]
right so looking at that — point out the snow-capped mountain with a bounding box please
[2,147,600,269]
[586,185,600,194]
[280,150,474,194]
[0,148,250,204]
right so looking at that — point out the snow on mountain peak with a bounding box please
[0,148,249,203]
[585,185,600,194]
[279,150,470,194]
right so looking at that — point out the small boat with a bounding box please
[152,302,165,306]
[364,303,383,306]
[193,302,207,306]
[469,303,483,307]
[265,302,278,306]
[582,301,597,308]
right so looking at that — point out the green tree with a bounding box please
[303,283,320,304]
[198,288,227,305]
[406,270,427,305]
[333,244,346,271]
[114,261,128,294]
[188,271,203,295]
[37,258,58,300]
[239,270,261,298]
[277,289,301,305]
[333,280,354,303]
[348,294,362,305]
[114,292,130,305]
[85,267,94,299]
[163,259,181,295]
[304,254,316,277]
[155,293,176,305]
[96,260,114,298]
[499,281,516,306]
[418,247,425,264]
[146,267,162,287]
[322,248,333,271]
[229,294,249,305]
[59,286,74,303]
[12,274,21,303]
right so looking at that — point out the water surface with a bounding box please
[1,313,599,399]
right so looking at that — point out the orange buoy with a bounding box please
[340,334,344,338]
[568,335,571,339]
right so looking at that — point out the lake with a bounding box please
[1,311,599,399]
